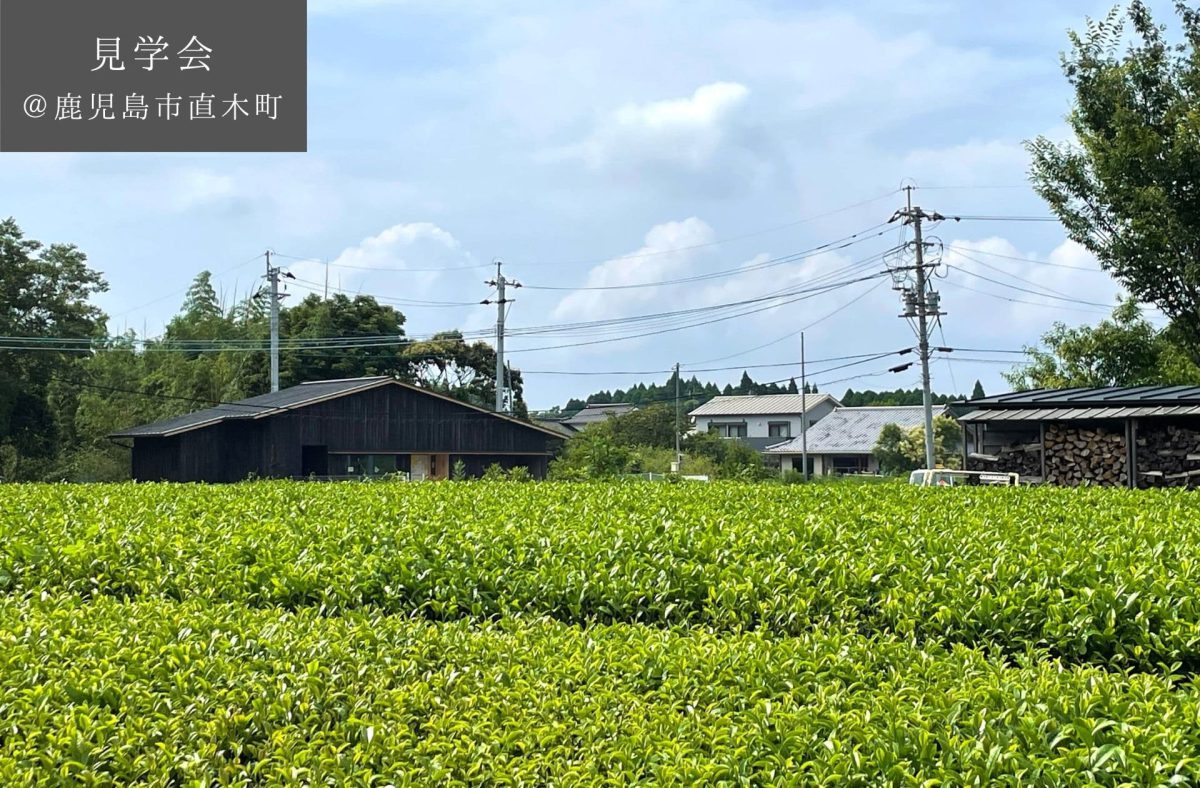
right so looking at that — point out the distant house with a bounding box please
[561,402,639,433]
[766,405,948,476]
[111,376,565,483]
[689,393,839,452]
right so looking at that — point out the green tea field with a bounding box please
[2,481,1200,784]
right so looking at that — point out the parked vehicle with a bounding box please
[908,469,1020,487]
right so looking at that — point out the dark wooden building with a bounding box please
[956,386,1200,488]
[111,377,565,482]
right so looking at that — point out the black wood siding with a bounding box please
[131,382,561,482]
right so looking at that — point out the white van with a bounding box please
[908,469,1020,487]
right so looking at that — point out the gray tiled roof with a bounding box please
[689,393,838,417]
[766,405,948,455]
[564,403,639,427]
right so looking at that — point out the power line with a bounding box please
[288,276,480,307]
[108,252,268,320]
[268,189,903,277]
[513,188,903,269]
[949,215,1061,223]
[945,264,1115,308]
[686,278,888,365]
[944,244,1106,272]
[949,247,1085,302]
[503,272,892,356]
[519,349,913,377]
[520,226,894,291]
[270,251,491,274]
[939,279,1113,315]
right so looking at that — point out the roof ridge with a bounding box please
[299,376,391,386]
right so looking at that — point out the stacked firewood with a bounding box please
[1135,424,1200,489]
[1044,424,1127,487]
[966,446,1041,478]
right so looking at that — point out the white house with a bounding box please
[765,405,949,475]
[689,393,840,452]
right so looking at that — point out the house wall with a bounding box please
[780,453,877,476]
[692,399,837,439]
[131,384,561,483]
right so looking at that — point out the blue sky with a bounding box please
[3,0,1154,408]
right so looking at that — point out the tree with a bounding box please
[605,403,678,449]
[1004,301,1200,390]
[1028,2,1200,360]
[404,330,528,418]
[0,219,107,479]
[786,378,799,395]
[971,380,986,400]
[872,416,962,475]
[549,427,631,479]
[873,423,910,476]
[280,294,408,388]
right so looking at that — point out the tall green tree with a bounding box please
[971,380,986,400]
[1004,301,1200,390]
[1028,1,1200,360]
[279,294,408,388]
[0,219,107,479]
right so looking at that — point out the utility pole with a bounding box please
[483,261,520,413]
[264,251,294,393]
[267,251,280,393]
[674,363,682,473]
[890,187,946,470]
[800,332,809,481]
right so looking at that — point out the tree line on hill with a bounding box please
[543,376,983,419]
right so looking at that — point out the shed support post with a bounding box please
[1039,422,1046,482]
[1127,418,1138,490]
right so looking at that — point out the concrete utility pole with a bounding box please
[800,332,809,481]
[483,261,520,412]
[264,250,294,393]
[674,362,682,473]
[267,251,280,393]
[890,187,946,470]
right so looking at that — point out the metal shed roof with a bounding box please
[958,404,1200,423]
[968,386,1200,408]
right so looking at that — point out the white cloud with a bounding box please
[902,139,1030,188]
[167,169,238,211]
[551,218,717,321]
[285,222,477,309]
[576,82,749,171]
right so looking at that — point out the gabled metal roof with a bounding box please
[111,377,566,440]
[959,405,1200,423]
[689,393,839,417]
[968,385,1200,408]
[766,405,947,455]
